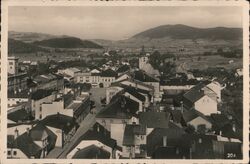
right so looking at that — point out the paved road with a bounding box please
[54,88,106,158]
[58,112,97,158]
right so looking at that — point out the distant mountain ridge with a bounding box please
[8,38,47,54]
[33,37,103,49]
[132,24,242,40]
[8,31,61,43]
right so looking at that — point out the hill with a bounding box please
[8,39,47,54]
[33,37,103,49]
[132,24,242,40]
[8,31,59,43]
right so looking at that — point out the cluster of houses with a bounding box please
[6,54,243,159]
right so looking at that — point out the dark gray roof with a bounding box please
[182,109,211,123]
[183,89,205,104]
[100,69,117,77]
[116,65,130,73]
[160,78,200,86]
[139,112,170,128]
[7,133,42,158]
[40,114,77,134]
[124,86,146,102]
[97,95,139,119]
[31,89,55,100]
[123,124,146,146]
[152,146,186,159]
[8,108,31,123]
[133,70,159,82]
[146,122,186,157]
[69,122,117,155]
[8,90,30,99]
[72,145,110,159]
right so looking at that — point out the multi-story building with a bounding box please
[8,56,19,75]
[75,68,117,88]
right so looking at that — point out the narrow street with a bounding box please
[47,88,107,158]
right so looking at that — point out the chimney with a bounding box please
[163,136,167,147]
[180,101,184,113]
[219,130,222,136]
[26,127,30,135]
[14,128,19,139]
[176,147,179,155]
[232,123,236,132]
[198,138,202,144]
[97,124,100,132]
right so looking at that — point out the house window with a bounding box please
[13,151,17,156]
[40,106,42,112]
[9,62,13,65]
[7,151,11,155]
[141,135,144,140]
[39,114,42,119]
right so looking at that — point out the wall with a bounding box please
[206,82,222,102]
[8,124,34,136]
[7,148,28,159]
[124,92,143,112]
[46,126,63,147]
[189,116,212,130]
[40,101,73,120]
[195,95,217,116]
[145,82,160,101]
[66,140,113,159]
[106,87,123,104]
[111,123,126,147]
[32,94,56,119]
[8,98,28,108]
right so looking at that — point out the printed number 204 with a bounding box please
[227,153,236,158]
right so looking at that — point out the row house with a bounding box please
[8,73,29,93]
[7,123,57,159]
[67,122,122,159]
[96,95,140,147]
[28,74,64,92]
[75,68,117,88]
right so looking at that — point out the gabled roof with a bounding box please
[7,133,42,158]
[67,67,81,73]
[97,95,139,119]
[183,88,205,104]
[183,81,214,104]
[123,124,146,146]
[8,108,31,123]
[146,122,186,157]
[123,86,146,102]
[133,70,159,82]
[79,122,116,148]
[139,112,170,128]
[182,109,211,123]
[72,145,110,159]
[29,123,57,150]
[69,122,117,155]
[40,114,77,134]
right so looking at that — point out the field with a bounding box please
[175,55,242,71]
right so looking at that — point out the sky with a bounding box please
[9,6,243,40]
